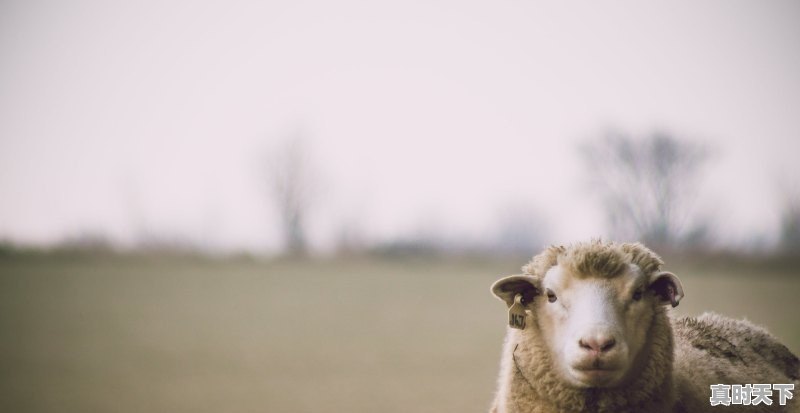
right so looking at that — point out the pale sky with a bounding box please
[1,1,799,252]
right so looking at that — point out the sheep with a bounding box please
[489,240,799,413]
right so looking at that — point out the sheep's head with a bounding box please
[491,241,683,389]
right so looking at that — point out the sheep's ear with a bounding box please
[648,271,684,307]
[491,275,540,308]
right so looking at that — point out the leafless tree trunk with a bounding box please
[267,135,313,256]
[778,188,800,254]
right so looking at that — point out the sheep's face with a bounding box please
[492,264,683,389]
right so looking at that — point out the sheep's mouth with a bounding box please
[569,366,623,387]
[572,358,619,372]
[574,367,617,375]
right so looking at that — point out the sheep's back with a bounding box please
[671,312,799,413]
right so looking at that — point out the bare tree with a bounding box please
[266,134,314,255]
[778,186,800,254]
[580,130,710,249]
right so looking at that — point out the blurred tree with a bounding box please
[266,134,314,256]
[778,189,800,254]
[581,130,710,250]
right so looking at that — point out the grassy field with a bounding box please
[1,253,798,413]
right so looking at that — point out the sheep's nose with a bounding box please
[579,335,616,353]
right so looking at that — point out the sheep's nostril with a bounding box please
[579,339,593,351]
[579,336,616,353]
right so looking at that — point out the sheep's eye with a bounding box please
[546,289,557,303]
[632,289,643,301]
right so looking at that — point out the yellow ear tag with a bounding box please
[508,294,527,330]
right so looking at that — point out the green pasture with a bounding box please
[1,254,798,413]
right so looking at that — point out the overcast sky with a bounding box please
[1,1,799,252]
